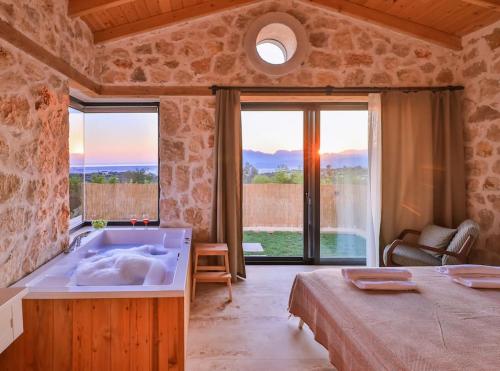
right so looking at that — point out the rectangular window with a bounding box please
[69,107,84,228]
[68,103,159,226]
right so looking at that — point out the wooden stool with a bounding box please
[192,243,232,302]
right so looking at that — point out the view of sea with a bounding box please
[70,165,158,175]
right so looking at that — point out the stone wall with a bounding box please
[0,0,96,79]
[0,0,96,287]
[0,39,69,287]
[462,21,500,261]
[0,0,497,282]
[95,0,463,244]
[95,0,460,87]
[159,97,215,241]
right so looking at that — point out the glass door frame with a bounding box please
[241,102,367,266]
[242,103,311,265]
[310,103,367,266]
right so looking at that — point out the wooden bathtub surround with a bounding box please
[192,243,232,302]
[0,297,187,370]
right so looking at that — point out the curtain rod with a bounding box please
[210,85,464,95]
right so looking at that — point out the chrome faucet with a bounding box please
[64,231,92,254]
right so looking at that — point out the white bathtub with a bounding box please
[14,227,192,299]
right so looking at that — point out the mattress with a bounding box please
[288,267,500,370]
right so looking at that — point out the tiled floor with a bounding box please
[187,265,336,370]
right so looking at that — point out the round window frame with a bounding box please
[244,12,309,76]
[257,39,288,64]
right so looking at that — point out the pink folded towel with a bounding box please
[352,279,418,291]
[436,265,500,277]
[453,277,500,289]
[342,268,412,281]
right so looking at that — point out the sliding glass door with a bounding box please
[242,103,368,265]
[241,108,307,260]
[318,108,368,264]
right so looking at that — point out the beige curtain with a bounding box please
[380,90,466,261]
[431,90,467,227]
[367,93,382,267]
[212,89,246,281]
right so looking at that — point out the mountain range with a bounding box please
[243,149,368,171]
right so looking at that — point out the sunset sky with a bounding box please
[242,110,368,154]
[69,109,158,166]
[70,109,367,166]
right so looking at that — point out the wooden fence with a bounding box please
[84,183,158,221]
[243,183,367,230]
[83,183,366,229]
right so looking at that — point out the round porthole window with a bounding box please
[244,13,309,75]
[257,39,287,64]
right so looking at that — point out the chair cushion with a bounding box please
[442,219,480,265]
[383,243,442,267]
[418,224,457,258]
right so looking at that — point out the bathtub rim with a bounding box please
[12,227,192,299]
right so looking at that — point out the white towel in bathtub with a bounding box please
[73,244,167,286]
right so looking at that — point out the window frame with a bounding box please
[242,102,368,266]
[256,39,288,64]
[68,105,85,231]
[69,97,160,230]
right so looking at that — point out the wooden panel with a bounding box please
[53,300,74,371]
[129,299,152,370]
[461,0,500,11]
[72,0,500,46]
[110,299,131,371]
[68,0,137,18]
[347,0,500,36]
[99,85,212,97]
[93,0,260,43]
[91,300,112,370]
[32,300,54,370]
[73,300,93,371]
[0,297,186,371]
[158,0,173,13]
[310,0,461,49]
[169,0,184,11]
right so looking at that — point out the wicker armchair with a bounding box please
[383,220,479,267]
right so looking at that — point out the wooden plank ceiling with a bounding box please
[69,0,500,49]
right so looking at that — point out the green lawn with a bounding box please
[243,231,366,258]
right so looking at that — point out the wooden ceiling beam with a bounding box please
[460,0,500,12]
[93,0,260,43]
[305,0,462,50]
[68,0,137,18]
[99,85,212,97]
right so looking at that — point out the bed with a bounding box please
[288,267,500,370]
